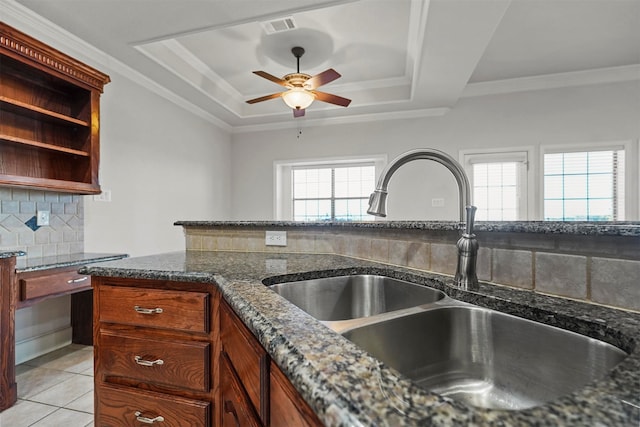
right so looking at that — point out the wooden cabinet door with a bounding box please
[220,354,262,427]
[270,361,324,427]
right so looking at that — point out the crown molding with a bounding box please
[232,107,450,134]
[463,64,640,98]
[1,0,232,132]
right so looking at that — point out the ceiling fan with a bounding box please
[246,46,351,117]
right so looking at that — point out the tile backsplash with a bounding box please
[0,188,84,258]
[184,225,640,313]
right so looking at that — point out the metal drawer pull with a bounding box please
[67,276,88,284]
[134,411,164,424]
[134,356,164,367]
[134,306,163,315]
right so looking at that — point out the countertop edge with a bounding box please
[174,220,640,237]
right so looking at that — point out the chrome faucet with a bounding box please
[367,148,479,290]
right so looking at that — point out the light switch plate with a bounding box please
[36,210,50,226]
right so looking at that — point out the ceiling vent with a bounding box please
[261,16,297,34]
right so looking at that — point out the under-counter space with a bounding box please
[0,252,127,411]
[81,251,640,426]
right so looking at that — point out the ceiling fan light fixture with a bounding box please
[282,87,315,110]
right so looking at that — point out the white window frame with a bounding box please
[274,155,387,221]
[539,140,637,221]
[460,147,535,220]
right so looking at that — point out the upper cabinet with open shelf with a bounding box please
[0,22,110,194]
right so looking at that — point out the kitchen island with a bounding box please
[82,250,640,426]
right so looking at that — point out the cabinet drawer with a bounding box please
[19,268,90,302]
[99,285,209,332]
[99,331,210,392]
[220,302,268,421]
[98,383,210,427]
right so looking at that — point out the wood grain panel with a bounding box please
[219,353,262,427]
[97,383,210,427]
[220,302,268,423]
[270,361,324,427]
[99,331,210,392]
[99,285,209,333]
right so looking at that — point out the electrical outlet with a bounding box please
[265,230,287,246]
[36,210,50,226]
[431,198,445,207]
[94,190,112,202]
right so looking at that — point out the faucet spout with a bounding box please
[367,148,471,224]
[367,148,479,290]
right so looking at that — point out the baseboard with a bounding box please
[15,326,73,365]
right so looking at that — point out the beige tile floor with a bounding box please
[0,344,94,427]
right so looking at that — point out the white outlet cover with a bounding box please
[36,210,50,226]
[265,230,287,246]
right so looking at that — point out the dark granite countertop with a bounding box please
[80,251,640,426]
[0,250,26,259]
[175,220,640,237]
[16,252,128,273]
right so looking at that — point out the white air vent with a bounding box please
[261,16,297,34]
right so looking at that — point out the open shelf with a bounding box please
[0,22,109,194]
[0,96,90,127]
[0,134,90,157]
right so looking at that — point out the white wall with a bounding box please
[84,73,232,257]
[230,80,640,221]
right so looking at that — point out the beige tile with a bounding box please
[535,252,587,299]
[65,390,94,413]
[407,242,430,271]
[185,234,202,250]
[476,247,491,281]
[492,249,533,289]
[201,235,216,251]
[29,374,94,407]
[16,366,76,399]
[591,258,640,311]
[26,345,93,374]
[292,234,316,253]
[344,236,371,259]
[314,234,334,254]
[388,240,409,266]
[0,399,57,427]
[370,238,389,263]
[30,408,93,427]
[431,243,458,276]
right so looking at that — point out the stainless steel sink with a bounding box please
[269,275,445,322]
[342,304,628,410]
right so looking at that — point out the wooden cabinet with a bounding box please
[92,274,324,427]
[0,22,109,194]
[220,299,324,427]
[93,277,216,427]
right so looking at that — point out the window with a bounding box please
[292,165,375,221]
[543,148,625,221]
[461,150,530,221]
[274,155,385,221]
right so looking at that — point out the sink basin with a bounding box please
[342,304,628,410]
[268,275,445,322]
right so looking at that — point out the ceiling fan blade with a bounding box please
[253,71,288,86]
[312,90,351,107]
[246,93,283,104]
[293,108,305,118]
[305,68,341,89]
